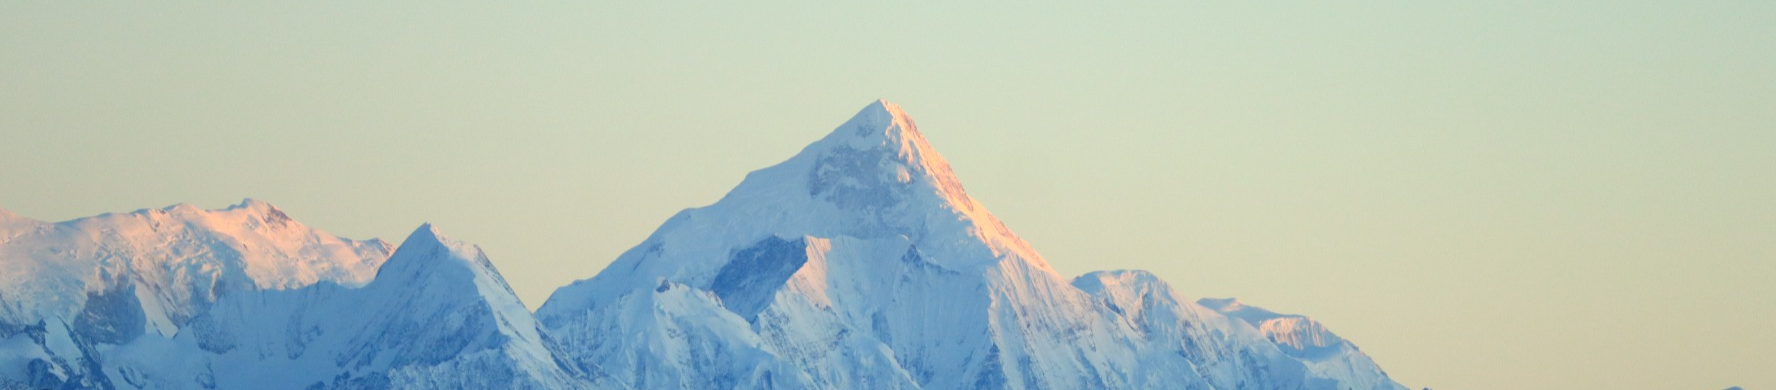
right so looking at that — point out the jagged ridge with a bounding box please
[1,99,1406,390]
[0,205,612,389]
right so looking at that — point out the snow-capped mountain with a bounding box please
[0,203,609,389]
[0,200,391,388]
[537,100,1409,390]
[0,200,390,337]
[1,99,1408,390]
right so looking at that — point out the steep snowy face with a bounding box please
[0,200,391,334]
[705,100,1030,271]
[370,223,529,320]
[9,223,608,390]
[785,100,1025,258]
[1,203,606,389]
[346,224,546,370]
[194,224,599,390]
[540,100,1406,390]
[542,100,1052,313]
[539,100,1086,389]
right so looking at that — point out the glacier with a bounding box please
[0,99,1408,390]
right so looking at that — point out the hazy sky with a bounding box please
[3,2,1772,389]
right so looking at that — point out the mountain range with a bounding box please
[0,100,1408,390]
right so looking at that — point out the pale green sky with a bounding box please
[2,2,1772,389]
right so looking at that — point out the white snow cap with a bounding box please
[384,223,488,271]
[795,99,1038,264]
[815,99,973,206]
[401,223,447,249]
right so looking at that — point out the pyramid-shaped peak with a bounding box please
[394,223,465,256]
[735,100,1019,249]
[822,98,926,151]
[858,98,912,125]
[375,223,526,309]
[379,223,500,278]
[804,100,970,200]
[707,99,1040,268]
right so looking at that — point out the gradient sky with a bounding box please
[3,2,1772,389]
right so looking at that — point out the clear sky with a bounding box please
[2,2,1771,389]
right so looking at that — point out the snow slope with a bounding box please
[0,200,390,337]
[0,204,613,389]
[539,100,1409,390]
[1,99,1409,390]
[1199,298,1408,390]
[0,200,393,388]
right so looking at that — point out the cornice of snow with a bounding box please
[1200,297,1354,360]
[1200,297,1294,324]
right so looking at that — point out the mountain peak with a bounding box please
[0,206,36,233]
[375,223,529,319]
[395,223,465,257]
[548,99,1052,303]
[835,99,914,140]
[812,99,932,163]
[716,99,982,225]
[529,100,1409,390]
[803,101,979,214]
[141,199,292,225]
[157,203,203,214]
[413,221,443,238]
[228,198,279,212]
[798,100,1035,263]
[379,223,501,281]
